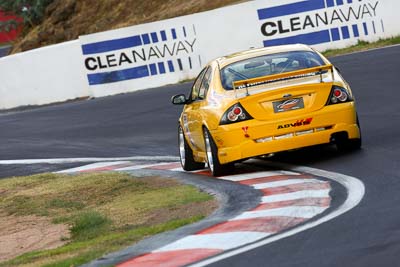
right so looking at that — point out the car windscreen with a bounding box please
[220,50,326,90]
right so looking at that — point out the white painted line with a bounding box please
[0,156,180,165]
[190,163,365,267]
[253,179,324,189]
[170,167,184,172]
[114,163,161,171]
[113,162,180,171]
[220,170,300,182]
[155,232,271,252]
[232,206,328,220]
[56,161,130,173]
[261,189,331,203]
[331,43,400,59]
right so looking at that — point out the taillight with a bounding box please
[327,86,353,105]
[220,103,253,125]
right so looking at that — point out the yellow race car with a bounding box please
[172,44,361,176]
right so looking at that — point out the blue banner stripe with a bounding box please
[341,26,350,39]
[151,32,159,43]
[82,35,142,55]
[347,0,353,3]
[263,30,331,46]
[326,0,335,7]
[88,65,149,85]
[142,34,150,45]
[258,0,325,20]
[352,24,359,37]
[177,58,183,71]
[158,62,166,74]
[331,28,340,41]
[336,0,344,6]
[183,26,187,37]
[363,22,368,35]
[168,60,175,72]
[160,30,167,41]
[149,63,157,75]
[171,28,177,39]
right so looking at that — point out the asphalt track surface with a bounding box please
[1,45,400,266]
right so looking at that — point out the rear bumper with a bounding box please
[210,103,360,164]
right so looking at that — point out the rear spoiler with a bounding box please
[233,64,334,97]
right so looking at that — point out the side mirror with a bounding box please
[171,94,188,105]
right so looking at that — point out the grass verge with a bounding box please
[322,36,400,57]
[0,172,216,266]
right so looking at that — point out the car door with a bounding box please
[183,67,212,152]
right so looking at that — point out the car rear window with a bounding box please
[220,50,325,90]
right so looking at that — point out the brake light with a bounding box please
[220,103,253,125]
[233,107,242,115]
[333,89,341,97]
[327,86,353,105]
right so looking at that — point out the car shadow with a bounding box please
[265,143,364,166]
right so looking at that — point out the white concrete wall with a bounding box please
[0,40,89,109]
[80,0,400,98]
[0,0,399,109]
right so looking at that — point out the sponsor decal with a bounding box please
[81,25,200,85]
[273,97,305,113]
[257,0,383,46]
[242,126,250,138]
[277,118,313,129]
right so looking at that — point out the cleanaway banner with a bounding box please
[80,0,397,97]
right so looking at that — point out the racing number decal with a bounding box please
[277,118,313,129]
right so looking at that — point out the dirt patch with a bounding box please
[148,200,218,227]
[12,0,246,53]
[0,213,69,262]
[0,173,216,265]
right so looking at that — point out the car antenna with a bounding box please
[319,68,324,83]
[245,82,250,96]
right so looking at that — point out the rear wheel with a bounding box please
[336,115,362,152]
[179,126,205,171]
[203,127,234,176]
[336,136,362,151]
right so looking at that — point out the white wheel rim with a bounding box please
[179,127,186,167]
[204,131,214,172]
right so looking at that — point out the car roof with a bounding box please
[215,44,315,68]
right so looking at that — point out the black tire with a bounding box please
[203,127,234,176]
[178,125,205,171]
[337,137,362,151]
[336,115,362,152]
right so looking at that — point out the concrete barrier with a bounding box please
[0,40,89,110]
[78,0,400,98]
[0,0,399,109]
